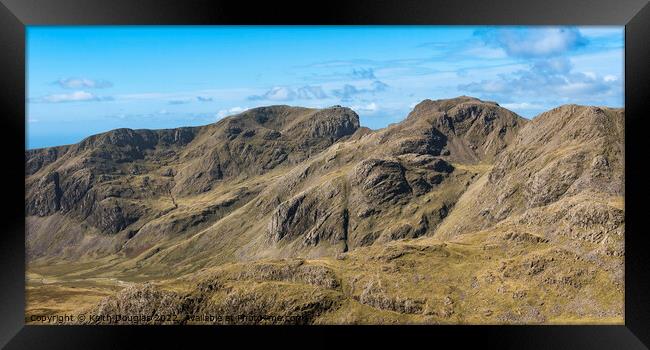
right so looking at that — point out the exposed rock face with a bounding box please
[356,279,425,314]
[83,283,184,325]
[266,179,348,247]
[229,261,341,290]
[26,171,62,215]
[381,96,526,162]
[82,261,344,325]
[25,146,68,176]
[352,158,412,205]
[85,197,143,234]
[25,126,200,233]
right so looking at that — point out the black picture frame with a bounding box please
[1,0,649,348]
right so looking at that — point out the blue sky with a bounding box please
[26,26,623,149]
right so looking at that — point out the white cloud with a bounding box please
[216,106,247,118]
[54,78,112,89]
[331,80,389,102]
[579,27,623,39]
[583,71,597,79]
[364,102,378,111]
[464,46,507,59]
[261,87,294,101]
[604,75,618,82]
[501,102,543,110]
[479,27,587,58]
[352,102,378,112]
[168,99,191,105]
[118,92,171,100]
[115,88,256,102]
[35,91,112,103]
[248,86,328,101]
[350,68,377,80]
[459,57,618,104]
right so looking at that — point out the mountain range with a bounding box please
[25,96,624,324]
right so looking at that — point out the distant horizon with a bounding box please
[27,26,624,149]
[26,95,626,150]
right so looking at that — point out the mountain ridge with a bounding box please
[25,96,625,324]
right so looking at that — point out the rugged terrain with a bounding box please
[25,96,624,324]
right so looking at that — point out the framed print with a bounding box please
[1,0,649,348]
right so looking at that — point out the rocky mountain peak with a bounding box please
[408,96,499,117]
[382,96,527,163]
[217,105,359,135]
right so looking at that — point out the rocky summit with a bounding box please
[25,96,624,324]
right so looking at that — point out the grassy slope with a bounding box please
[26,222,623,324]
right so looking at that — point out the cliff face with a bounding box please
[25,97,624,324]
[393,96,525,163]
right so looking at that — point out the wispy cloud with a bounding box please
[299,59,376,69]
[418,39,508,60]
[102,111,216,125]
[168,99,191,105]
[459,57,617,103]
[216,106,247,118]
[351,102,379,112]
[32,91,113,103]
[115,88,256,102]
[331,80,388,102]
[500,102,544,110]
[54,77,113,89]
[248,86,328,101]
[196,96,213,102]
[455,27,621,112]
[350,68,376,80]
